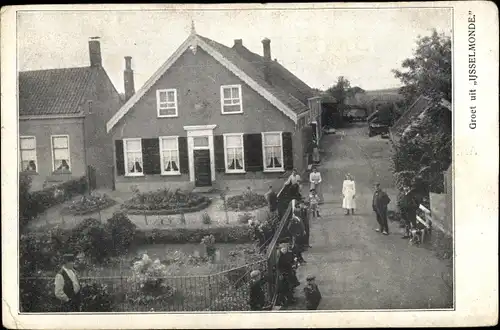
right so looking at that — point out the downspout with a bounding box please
[83,100,92,194]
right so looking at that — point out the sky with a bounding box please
[17,7,452,93]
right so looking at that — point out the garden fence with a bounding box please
[20,199,295,312]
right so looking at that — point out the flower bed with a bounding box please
[61,193,116,216]
[138,225,253,244]
[123,188,211,215]
[226,191,267,211]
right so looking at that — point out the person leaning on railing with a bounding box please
[284,169,302,201]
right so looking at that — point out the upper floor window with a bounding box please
[123,138,143,176]
[159,136,180,175]
[224,133,245,173]
[220,85,243,114]
[20,136,37,172]
[51,135,71,172]
[157,89,178,117]
[262,132,284,172]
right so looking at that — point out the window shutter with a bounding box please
[142,138,161,175]
[244,134,263,172]
[214,135,225,172]
[115,140,125,176]
[282,132,293,170]
[178,137,189,174]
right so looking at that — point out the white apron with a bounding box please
[342,180,356,209]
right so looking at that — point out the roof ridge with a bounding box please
[19,66,91,74]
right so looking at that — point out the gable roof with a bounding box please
[18,67,96,116]
[107,33,314,133]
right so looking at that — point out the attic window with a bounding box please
[220,85,243,114]
[157,89,178,117]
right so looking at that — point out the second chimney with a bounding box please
[234,39,243,47]
[88,37,102,67]
[262,38,271,83]
[124,56,135,102]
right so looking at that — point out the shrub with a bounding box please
[106,211,137,254]
[226,192,267,211]
[20,277,61,312]
[80,281,113,312]
[69,218,111,263]
[62,192,116,215]
[238,212,254,224]
[123,188,210,213]
[201,234,216,261]
[201,212,212,225]
[130,254,174,302]
[20,176,88,227]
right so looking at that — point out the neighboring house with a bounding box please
[19,37,123,191]
[106,27,322,192]
[389,95,452,145]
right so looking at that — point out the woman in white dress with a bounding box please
[309,167,323,203]
[342,173,356,215]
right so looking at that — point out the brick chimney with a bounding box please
[262,38,272,84]
[88,37,102,67]
[234,39,243,47]
[124,56,135,102]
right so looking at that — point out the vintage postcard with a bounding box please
[2,2,498,329]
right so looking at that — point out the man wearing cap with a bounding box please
[248,270,267,311]
[372,183,391,235]
[54,253,81,312]
[303,275,322,310]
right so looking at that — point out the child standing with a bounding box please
[303,275,322,310]
[309,189,321,218]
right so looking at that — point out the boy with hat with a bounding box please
[303,275,322,310]
[249,270,267,310]
[54,253,81,312]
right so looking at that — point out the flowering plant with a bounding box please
[201,235,216,261]
[130,254,175,297]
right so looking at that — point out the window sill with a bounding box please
[21,171,39,175]
[161,172,182,176]
[51,171,72,175]
[225,170,246,174]
[263,168,285,173]
[125,173,144,177]
[157,113,179,118]
[221,111,243,115]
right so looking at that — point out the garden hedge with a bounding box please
[136,225,254,245]
[125,199,211,216]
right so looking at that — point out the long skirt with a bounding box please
[310,182,323,203]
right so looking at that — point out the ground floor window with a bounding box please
[51,135,71,172]
[224,133,244,172]
[262,132,283,171]
[159,136,180,174]
[20,136,37,172]
[124,138,143,176]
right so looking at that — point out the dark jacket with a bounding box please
[278,251,295,274]
[372,190,391,214]
[288,216,306,238]
[249,279,266,310]
[267,191,278,212]
[304,283,322,309]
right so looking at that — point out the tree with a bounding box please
[326,76,351,105]
[393,29,451,103]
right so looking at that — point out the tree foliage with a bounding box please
[393,29,451,103]
[326,76,351,105]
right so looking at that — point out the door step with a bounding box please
[192,186,216,194]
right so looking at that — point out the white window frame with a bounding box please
[156,88,178,118]
[50,134,71,172]
[159,136,181,176]
[220,84,243,114]
[223,133,245,173]
[19,136,38,173]
[123,138,144,177]
[261,131,285,172]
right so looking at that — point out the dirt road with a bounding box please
[294,124,453,310]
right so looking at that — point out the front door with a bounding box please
[194,149,212,187]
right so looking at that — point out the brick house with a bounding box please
[106,28,323,192]
[19,38,123,191]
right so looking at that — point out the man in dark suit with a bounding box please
[248,270,267,311]
[303,275,322,310]
[372,183,391,235]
